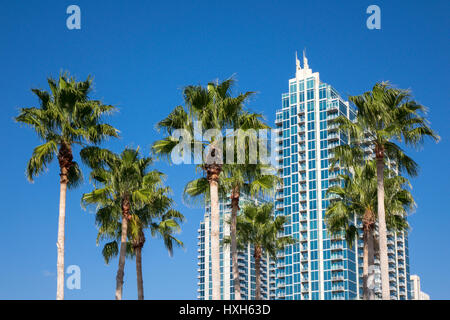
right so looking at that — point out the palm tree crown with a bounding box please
[16,74,119,184]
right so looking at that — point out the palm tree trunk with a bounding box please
[362,227,370,300]
[116,197,130,300]
[362,224,376,299]
[376,154,390,300]
[362,210,376,300]
[56,167,68,300]
[207,164,221,300]
[135,246,144,300]
[367,227,375,300]
[254,246,261,300]
[56,143,73,300]
[230,186,241,300]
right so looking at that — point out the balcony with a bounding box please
[327,100,339,112]
[275,136,283,144]
[327,113,338,121]
[331,234,345,241]
[331,253,344,261]
[299,225,308,232]
[328,171,340,180]
[328,132,339,141]
[328,142,339,149]
[331,264,344,271]
[332,285,345,292]
[330,244,343,251]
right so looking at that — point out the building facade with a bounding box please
[197,196,276,300]
[273,54,411,300]
[410,274,430,300]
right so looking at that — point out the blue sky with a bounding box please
[0,0,448,299]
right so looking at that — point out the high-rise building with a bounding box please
[197,196,276,300]
[410,275,430,300]
[273,53,411,300]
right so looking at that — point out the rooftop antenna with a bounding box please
[296,51,301,70]
[303,48,309,70]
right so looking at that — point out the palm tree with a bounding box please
[325,161,414,299]
[130,193,184,300]
[184,163,278,300]
[223,112,277,300]
[15,74,118,300]
[81,147,169,300]
[152,79,253,300]
[98,190,184,300]
[232,203,295,300]
[224,166,278,300]
[334,82,439,299]
[183,110,276,300]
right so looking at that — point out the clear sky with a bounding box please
[0,0,448,299]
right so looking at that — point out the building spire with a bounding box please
[303,49,309,70]
[296,51,301,71]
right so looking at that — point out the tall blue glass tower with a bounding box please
[273,54,411,300]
